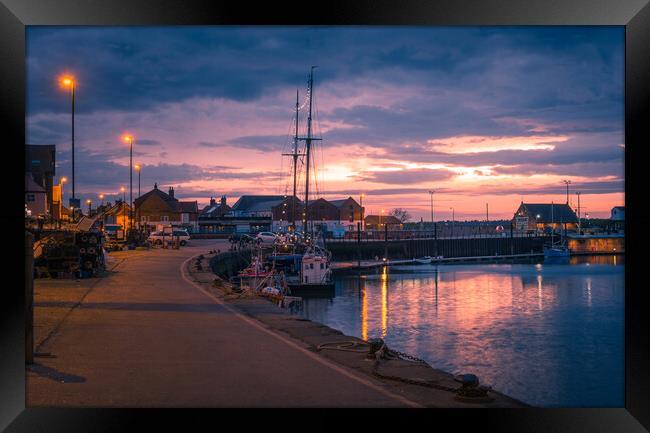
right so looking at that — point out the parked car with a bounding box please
[255,231,277,244]
[229,233,255,243]
[148,229,190,246]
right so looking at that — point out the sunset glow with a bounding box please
[28,27,624,219]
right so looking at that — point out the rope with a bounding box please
[315,339,461,393]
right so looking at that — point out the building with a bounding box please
[100,200,133,229]
[230,195,287,217]
[134,184,199,232]
[270,196,305,232]
[364,214,402,230]
[271,196,364,234]
[611,206,625,221]
[25,144,56,216]
[25,173,48,217]
[200,196,232,219]
[512,202,578,233]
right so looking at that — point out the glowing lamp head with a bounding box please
[59,76,75,88]
[60,177,67,183]
[86,199,91,204]
[120,187,126,193]
[134,164,140,171]
[99,194,104,199]
[122,135,133,144]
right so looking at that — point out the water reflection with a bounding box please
[297,255,624,407]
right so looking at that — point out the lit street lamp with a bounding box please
[380,208,385,228]
[123,135,134,232]
[59,75,76,207]
[135,164,141,229]
[86,199,92,216]
[428,190,435,224]
[120,186,126,235]
[99,193,104,207]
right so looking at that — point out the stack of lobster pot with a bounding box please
[75,230,105,277]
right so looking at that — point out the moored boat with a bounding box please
[415,256,433,264]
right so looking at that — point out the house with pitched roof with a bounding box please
[134,183,199,232]
[513,202,578,233]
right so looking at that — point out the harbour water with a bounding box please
[294,255,624,407]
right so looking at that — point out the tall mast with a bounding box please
[304,67,316,240]
[297,67,321,241]
[282,89,304,232]
[292,89,300,229]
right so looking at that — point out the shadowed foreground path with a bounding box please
[27,240,414,407]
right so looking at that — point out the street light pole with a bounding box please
[428,190,435,225]
[360,193,365,231]
[563,179,571,205]
[86,199,92,216]
[59,76,76,217]
[123,135,134,232]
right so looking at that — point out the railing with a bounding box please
[326,229,545,242]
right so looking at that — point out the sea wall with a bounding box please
[209,250,252,279]
[326,236,547,261]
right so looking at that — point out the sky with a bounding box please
[26,26,624,220]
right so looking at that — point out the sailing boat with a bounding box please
[543,202,570,258]
[271,67,335,296]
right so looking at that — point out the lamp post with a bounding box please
[450,207,455,237]
[123,135,134,232]
[86,199,92,217]
[58,177,67,225]
[563,179,571,205]
[99,194,104,207]
[120,186,126,237]
[135,164,141,230]
[360,193,365,231]
[59,76,76,206]
[428,190,435,226]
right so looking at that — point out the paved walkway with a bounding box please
[27,240,414,407]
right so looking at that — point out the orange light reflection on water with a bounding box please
[381,266,388,337]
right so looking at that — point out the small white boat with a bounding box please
[543,245,570,258]
[415,256,433,264]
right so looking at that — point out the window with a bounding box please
[161,215,169,222]
[310,263,314,269]
[26,194,35,202]
[320,263,324,269]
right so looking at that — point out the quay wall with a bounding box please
[326,236,547,261]
[209,250,252,279]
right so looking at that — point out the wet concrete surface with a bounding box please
[28,240,419,407]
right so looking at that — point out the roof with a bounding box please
[519,203,578,223]
[177,201,198,213]
[328,197,359,208]
[133,187,176,207]
[231,195,287,212]
[200,202,232,217]
[612,206,625,211]
[365,215,402,225]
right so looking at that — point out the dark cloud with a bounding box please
[358,168,456,184]
[135,139,160,146]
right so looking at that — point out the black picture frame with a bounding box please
[2,0,648,431]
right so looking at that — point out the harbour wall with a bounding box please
[209,250,252,279]
[326,236,548,261]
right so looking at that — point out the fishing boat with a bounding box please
[543,202,571,258]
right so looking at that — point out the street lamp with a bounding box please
[428,190,435,224]
[99,194,104,207]
[59,75,76,206]
[86,199,92,216]
[135,164,141,230]
[360,193,365,231]
[380,208,385,228]
[120,186,126,235]
[123,135,134,231]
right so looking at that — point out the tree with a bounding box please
[390,208,411,222]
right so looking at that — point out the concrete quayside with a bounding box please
[28,239,525,407]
